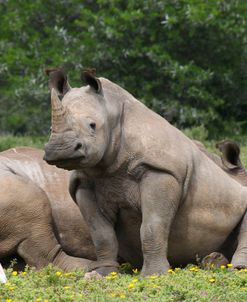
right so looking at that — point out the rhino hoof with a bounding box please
[201,252,229,269]
[232,264,247,270]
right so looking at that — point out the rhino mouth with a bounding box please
[44,155,86,169]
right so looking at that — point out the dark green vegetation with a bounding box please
[1,0,246,137]
[0,264,246,302]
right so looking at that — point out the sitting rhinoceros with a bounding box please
[0,147,95,271]
[44,69,247,276]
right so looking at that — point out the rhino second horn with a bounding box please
[51,88,67,132]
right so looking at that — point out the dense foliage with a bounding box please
[0,0,246,137]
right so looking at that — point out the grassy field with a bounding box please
[1,264,247,302]
[0,134,247,302]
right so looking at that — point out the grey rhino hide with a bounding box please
[44,69,247,276]
[193,139,247,268]
[0,147,95,271]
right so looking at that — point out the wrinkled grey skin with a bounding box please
[0,147,95,271]
[195,139,247,267]
[44,69,247,276]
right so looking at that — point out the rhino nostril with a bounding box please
[75,142,82,151]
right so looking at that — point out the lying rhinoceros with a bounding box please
[44,69,247,276]
[194,139,247,186]
[194,139,247,268]
[0,147,95,271]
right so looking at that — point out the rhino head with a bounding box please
[44,69,122,171]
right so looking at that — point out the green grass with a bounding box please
[1,264,246,302]
[0,135,48,152]
[1,134,247,301]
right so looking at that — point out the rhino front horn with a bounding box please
[51,88,67,132]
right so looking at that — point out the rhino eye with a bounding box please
[89,122,96,131]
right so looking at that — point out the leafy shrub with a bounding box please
[0,1,246,137]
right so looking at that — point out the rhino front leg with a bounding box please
[74,186,119,276]
[231,210,247,269]
[140,172,181,276]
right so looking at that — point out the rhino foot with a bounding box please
[87,260,119,276]
[95,266,119,276]
[231,252,247,270]
[201,252,229,269]
[232,264,247,270]
[141,262,170,277]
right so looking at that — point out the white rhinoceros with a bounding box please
[0,147,95,271]
[44,69,247,276]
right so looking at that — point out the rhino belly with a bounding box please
[167,198,243,266]
[114,198,242,268]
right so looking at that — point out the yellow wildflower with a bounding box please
[44,300,49,302]
[209,278,216,283]
[132,268,138,274]
[8,286,16,290]
[227,264,233,267]
[64,286,70,290]
[151,284,161,289]
[220,265,226,269]
[64,273,71,277]
[128,283,135,289]
[55,271,62,277]
[6,299,12,302]
[239,268,247,273]
[132,278,138,283]
[240,287,247,291]
[168,269,174,273]
[5,282,11,286]
[36,299,42,302]
[120,294,126,299]
[110,271,117,276]
[11,271,17,276]
[189,267,198,272]
[174,268,181,272]
[149,274,157,279]
[21,272,27,276]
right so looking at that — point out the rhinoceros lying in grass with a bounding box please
[193,139,247,268]
[44,69,247,276]
[194,139,247,187]
[0,147,95,271]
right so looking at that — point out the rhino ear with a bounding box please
[82,69,102,93]
[45,68,71,97]
[216,140,242,169]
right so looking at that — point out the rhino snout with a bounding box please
[43,141,86,166]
